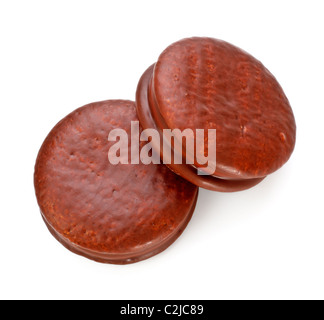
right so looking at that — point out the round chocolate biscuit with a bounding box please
[136,37,296,190]
[34,100,198,264]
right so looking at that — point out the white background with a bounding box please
[1,0,323,300]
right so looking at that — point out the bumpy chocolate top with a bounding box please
[152,37,296,179]
[136,64,265,192]
[34,100,198,263]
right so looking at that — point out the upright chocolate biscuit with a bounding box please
[136,37,296,191]
[34,100,198,264]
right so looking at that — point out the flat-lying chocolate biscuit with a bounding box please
[136,37,296,191]
[34,100,198,264]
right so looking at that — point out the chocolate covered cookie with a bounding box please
[136,37,296,191]
[34,100,198,264]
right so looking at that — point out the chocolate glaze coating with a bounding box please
[136,64,265,192]
[34,100,198,264]
[150,37,296,180]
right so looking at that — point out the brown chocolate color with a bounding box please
[34,100,198,264]
[136,64,265,192]
[136,37,296,191]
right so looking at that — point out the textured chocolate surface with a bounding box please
[152,37,296,179]
[34,100,198,264]
[136,64,265,192]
